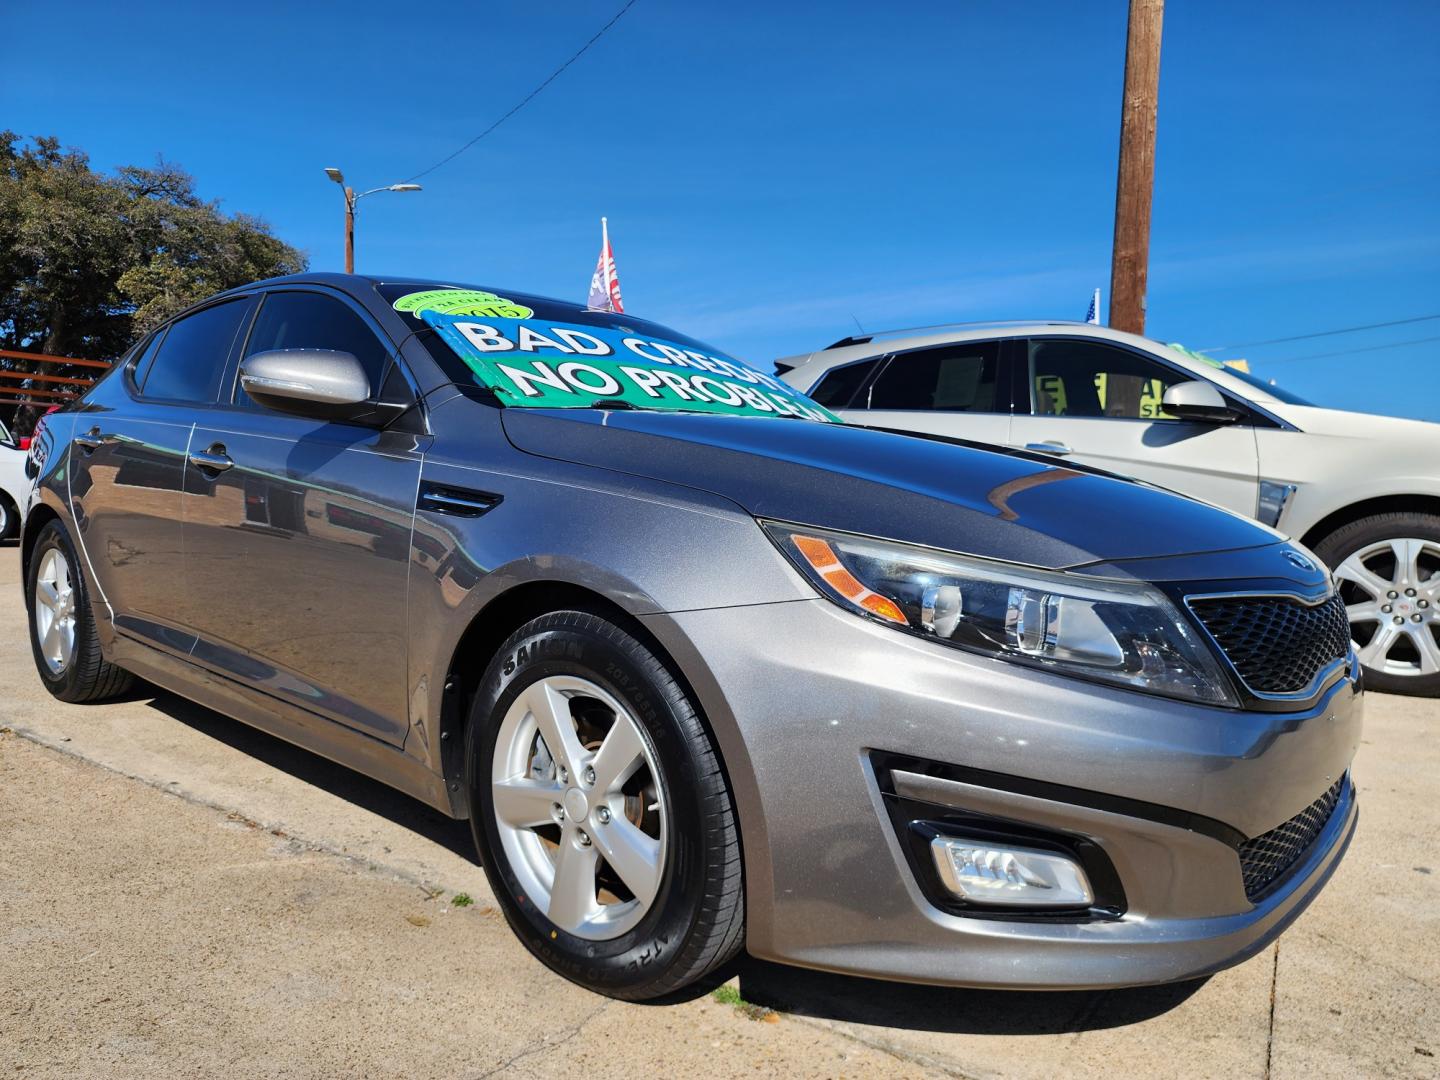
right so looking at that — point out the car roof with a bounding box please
[775,320,1283,408]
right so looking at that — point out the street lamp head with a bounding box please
[390,184,422,192]
[324,167,345,185]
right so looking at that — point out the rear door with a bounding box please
[68,297,253,656]
[1006,336,1260,515]
[838,339,1013,447]
[180,287,425,745]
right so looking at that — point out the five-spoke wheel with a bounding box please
[491,675,667,940]
[33,546,78,674]
[470,610,745,1000]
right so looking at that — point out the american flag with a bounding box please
[1085,288,1101,325]
[587,217,624,313]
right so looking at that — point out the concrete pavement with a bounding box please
[1,545,1435,1078]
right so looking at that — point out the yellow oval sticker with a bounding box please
[393,288,534,319]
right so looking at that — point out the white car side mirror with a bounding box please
[1162,380,1240,424]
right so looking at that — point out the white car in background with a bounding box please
[0,417,30,542]
[778,321,1440,696]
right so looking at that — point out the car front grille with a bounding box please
[1188,593,1351,696]
[1238,777,1346,901]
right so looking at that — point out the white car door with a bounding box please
[836,340,1012,448]
[0,418,32,537]
[1006,336,1260,516]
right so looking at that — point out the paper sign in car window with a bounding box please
[420,310,840,423]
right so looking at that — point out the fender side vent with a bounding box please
[418,483,501,518]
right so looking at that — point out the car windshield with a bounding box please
[1216,365,1314,405]
[377,282,838,423]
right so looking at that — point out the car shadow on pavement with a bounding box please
[144,689,478,865]
[735,958,1207,1034]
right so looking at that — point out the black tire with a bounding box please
[1314,511,1440,697]
[0,492,17,542]
[24,519,135,703]
[467,610,745,1000]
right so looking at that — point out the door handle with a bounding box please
[1023,440,1073,456]
[75,427,113,452]
[188,445,234,474]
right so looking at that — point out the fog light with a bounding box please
[929,836,1093,907]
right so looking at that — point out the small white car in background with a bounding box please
[778,322,1440,696]
[0,417,29,542]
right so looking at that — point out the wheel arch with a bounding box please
[437,579,743,850]
[1299,493,1440,554]
[20,502,60,580]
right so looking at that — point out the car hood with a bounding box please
[500,409,1284,570]
[1266,402,1440,444]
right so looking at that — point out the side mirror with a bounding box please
[239,349,371,419]
[1161,379,1240,424]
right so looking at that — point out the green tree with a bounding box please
[0,132,306,430]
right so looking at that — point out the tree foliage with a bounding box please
[0,132,306,429]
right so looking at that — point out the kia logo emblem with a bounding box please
[1284,551,1315,572]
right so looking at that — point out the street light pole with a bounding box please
[324,169,422,274]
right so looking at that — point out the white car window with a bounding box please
[869,342,1002,412]
[1029,339,1186,421]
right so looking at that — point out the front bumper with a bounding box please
[640,597,1362,989]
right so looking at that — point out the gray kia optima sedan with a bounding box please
[22,273,1361,1001]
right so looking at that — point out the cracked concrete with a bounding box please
[0,546,1435,1077]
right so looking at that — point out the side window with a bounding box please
[868,342,1001,412]
[127,330,164,389]
[1029,339,1183,420]
[239,291,391,405]
[139,300,250,403]
[809,357,882,408]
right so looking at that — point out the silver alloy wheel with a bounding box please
[0,498,11,539]
[1335,537,1440,677]
[33,547,78,675]
[491,675,668,940]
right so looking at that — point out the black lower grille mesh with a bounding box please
[1238,778,1346,901]
[1190,593,1350,695]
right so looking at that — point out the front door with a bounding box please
[1007,336,1260,516]
[180,288,425,745]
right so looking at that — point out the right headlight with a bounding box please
[763,521,1236,707]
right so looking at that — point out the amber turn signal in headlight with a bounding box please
[763,521,1236,706]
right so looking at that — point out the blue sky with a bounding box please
[6,1,1439,418]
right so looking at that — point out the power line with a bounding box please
[1265,333,1440,365]
[1198,313,1440,354]
[404,0,639,183]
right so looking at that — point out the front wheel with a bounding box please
[1315,512,1440,696]
[468,611,745,1000]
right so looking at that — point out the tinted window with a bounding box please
[129,330,164,389]
[140,300,249,403]
[810,357,881,408]
[868,342,1000,412]
[242,291,390,400]
[1029,339,1183,420]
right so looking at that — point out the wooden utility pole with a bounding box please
[1108,0,1164,334]
[343,187,356,274]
